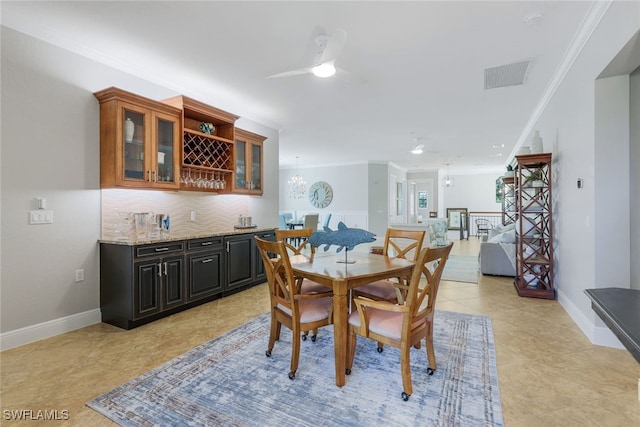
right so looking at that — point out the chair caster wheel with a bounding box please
[427,367,435,375]
[311,335,317,342]
[288,371,296,380]
[377,347,383,353]
[301,334,307,341]
[345,369,351,375]
[401,392,410,401]
[266,349,272,357]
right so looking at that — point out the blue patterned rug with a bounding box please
[87,311,503,426]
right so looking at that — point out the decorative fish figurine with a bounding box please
[308,222,376,252]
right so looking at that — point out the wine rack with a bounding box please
[182,131,233,171]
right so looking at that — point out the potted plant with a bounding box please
[504,164,515,178]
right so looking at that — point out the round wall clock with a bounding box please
[308,181,333,208]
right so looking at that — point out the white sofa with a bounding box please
[479,223,516,277]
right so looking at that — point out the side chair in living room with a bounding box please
[275,228,333,341]
[352,228,426,305]
[346,242,453,401]
[255,237,333,380]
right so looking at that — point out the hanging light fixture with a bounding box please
[443,163,454,188]
[288,157,307,199]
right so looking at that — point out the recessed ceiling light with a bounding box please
[492,144,504,149]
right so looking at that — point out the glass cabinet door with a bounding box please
[251,143,262,191]
[235,140,247,190]
[155,115,176,183]
[122,108,146,182]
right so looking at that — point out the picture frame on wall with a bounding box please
[446,208,468,230]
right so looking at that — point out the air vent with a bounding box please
[484,59,532,89]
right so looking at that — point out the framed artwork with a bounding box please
[446,208,468,230]
[429,211,437,218]
[495,177,503,203]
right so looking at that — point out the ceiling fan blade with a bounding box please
[319,28,347,64]
[266,67,312,79]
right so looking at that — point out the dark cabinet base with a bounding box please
[100,229,275,330]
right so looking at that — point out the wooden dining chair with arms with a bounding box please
[255,237,333,380]
[275,228,332,341]
[346,242,453,401]
[352,228,426,305]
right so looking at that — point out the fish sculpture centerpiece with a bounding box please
[308,222,376,263]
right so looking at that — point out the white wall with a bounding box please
[630,67,640,290]
[0,28,279,347]
[531,1,639,347]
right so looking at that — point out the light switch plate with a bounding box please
[29,210,53,224]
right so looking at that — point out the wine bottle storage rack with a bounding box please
[182,131,233,171]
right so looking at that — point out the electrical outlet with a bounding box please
[190,210,196,221]
[75,269,85,282]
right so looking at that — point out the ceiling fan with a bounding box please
[267,28,348,79]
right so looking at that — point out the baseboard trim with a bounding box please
[0,309,102,351]
[558,287,624,349]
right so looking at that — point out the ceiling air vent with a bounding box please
[484,59,532,89]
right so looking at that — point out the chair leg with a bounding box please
[425,323,436,374]
[400,340,413,401]
[266,316,279,357]
[289,325,301,379]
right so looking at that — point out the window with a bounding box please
[418,192,428,209]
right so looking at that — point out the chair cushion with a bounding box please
[354,280,397,301]
[277,297,332,323]
[301,278,330,294]
[348,308,425,340]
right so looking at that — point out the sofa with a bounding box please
[479,223,516,277]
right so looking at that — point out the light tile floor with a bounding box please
[1,239,639,426]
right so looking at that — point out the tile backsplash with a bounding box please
[101,189,249,240]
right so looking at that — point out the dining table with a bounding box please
[289,251,415,387]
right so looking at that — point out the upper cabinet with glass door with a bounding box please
[233,128,266,195]
[94,87,181,190]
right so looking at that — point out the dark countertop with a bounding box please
[99,227,277,246]
[584,287,640,364]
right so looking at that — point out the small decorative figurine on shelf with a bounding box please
[308,222,376,264]
[199,122,215,135]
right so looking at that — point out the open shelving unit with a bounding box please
[513,153,555,299]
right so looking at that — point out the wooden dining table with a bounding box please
[289,251,415,387]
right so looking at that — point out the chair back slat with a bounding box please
[275,228,316,258]
[384,228,426,261]
[404,243,453,319]
[255,237,299,313]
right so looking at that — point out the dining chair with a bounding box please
[303,213,319,231]
[352,228,426,304]
[346,242,453,401]
[275,228,332,341]
[278,214,288,230]
[255,237,333,380]
[475,218,493,239]
[322,213,332,229]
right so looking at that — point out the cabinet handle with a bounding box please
[157,262,162,277]
[226,241,230,252]
[154,247,170,252]
[163,262,168,276]
[201,258,213,263]
[201,241,213,246]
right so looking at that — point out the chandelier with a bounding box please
[288,157,307,199]
[443,163,454,188]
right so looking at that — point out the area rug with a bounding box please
[87,311,503,426]
[442,255,480,284]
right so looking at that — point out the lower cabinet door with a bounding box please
[225,235,253,291]
[162,255,185,310]
[187,250,224,301]
[134,259,162,319]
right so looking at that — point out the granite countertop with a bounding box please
[99,227,277,246]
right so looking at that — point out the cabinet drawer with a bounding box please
[187,237,223,251]
[135,242,184,258]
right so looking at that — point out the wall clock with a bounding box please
[308,181,333,208]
